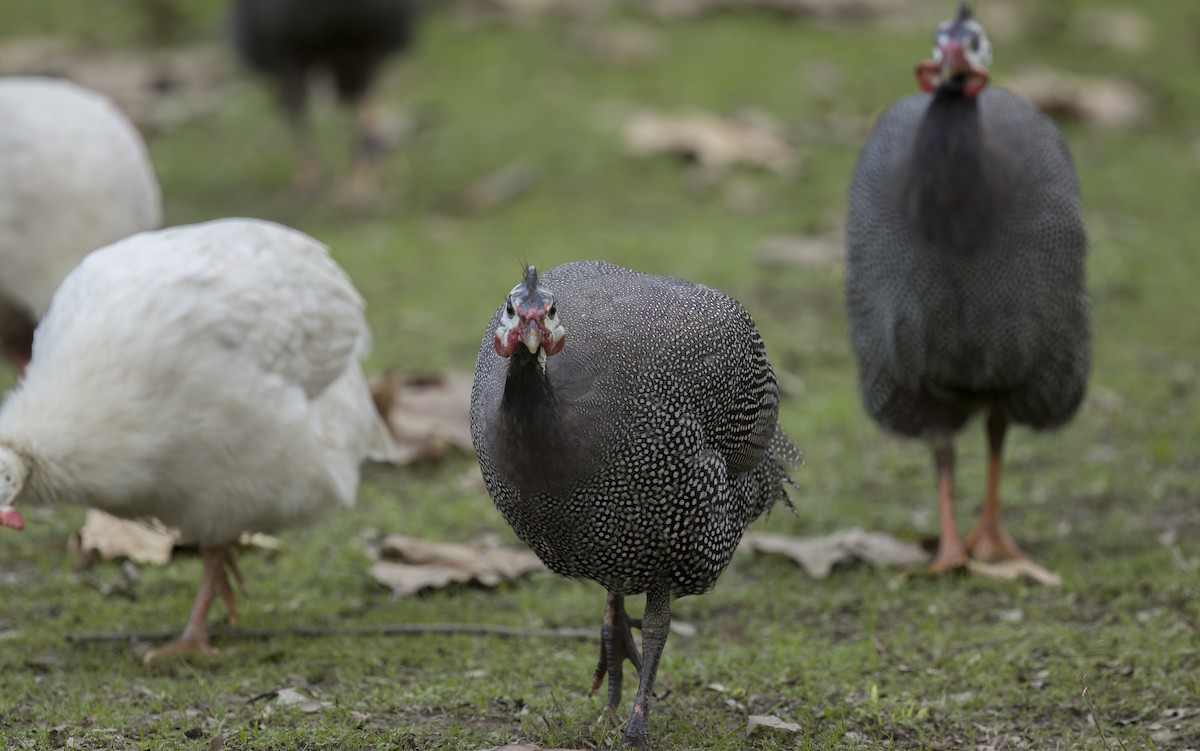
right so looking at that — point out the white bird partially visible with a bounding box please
[0,218,394,660]
[0,75,162,374]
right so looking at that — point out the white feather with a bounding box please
[0,218,392,545]
[0,76,161,320]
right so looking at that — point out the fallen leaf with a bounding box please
[73,510,283,568]
[1070,8,1151,53]
[442,161,538,216]
[450,0,612,25]
[967,558,1062,587]
[1006,67,1151,128]
[623,109,798,178]
[646,0,922,23]
[273,687,332,713]
[741,528,928,578]
[77,510,175,566]
[569,23,662,67]
[759,229,845,267]
[746,714,802,736]
[370,372,475,465]
[369,533,545,597]
[0,38,231,132]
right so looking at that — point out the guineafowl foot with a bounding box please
[928,544,969,574]
[144,546,235,661]
[142,633,218,663]
[963,518,1023,561]
[618,706,650,750]
[590,592,643,714]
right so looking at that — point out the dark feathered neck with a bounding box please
[495,347,577,494]
[501,347,559,432]
[907,87,1003,251]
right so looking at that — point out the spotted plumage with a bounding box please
[844,4,1089,573]
[470,260,796,749]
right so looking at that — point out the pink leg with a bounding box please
[143,546,229,662]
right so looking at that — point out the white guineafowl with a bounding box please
[0,218,393,661]
[0,75,161,374]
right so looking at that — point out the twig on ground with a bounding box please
[1079,675,1130,751]
[65,622,594,644]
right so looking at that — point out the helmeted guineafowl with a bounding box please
[844,4,1090,575]
[230,0,419,196]
[470,262,797,750]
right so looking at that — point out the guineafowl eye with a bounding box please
[548,305,556,317]
[506,301,515,316]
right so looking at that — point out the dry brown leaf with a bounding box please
[759,230,845,268]
[371,372,474,465]
[646,0,921,23]
[623,109,798,178]
[442,161,538,216]
[0,38,231,132]
[742,528,928,578]
[1006,68,1151,128]
[77,510,175,566]
[569,23,662,67]
[74,510,282,568]
[746,714,803,736]
[473,745,587,751]
[1071,8,1151,53]
[369,533,545,597]
[273,687,332,713]
[967,559,1062,587]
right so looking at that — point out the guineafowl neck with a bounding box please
[497,347,578,493]
[501,346,560,436]
[909,90,1001,251]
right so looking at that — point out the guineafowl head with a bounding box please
[0,445,28,530]
[916,4,992,98]
[493,265,566,358]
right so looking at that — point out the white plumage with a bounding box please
[0,217,392,658]
[0,75,161,369]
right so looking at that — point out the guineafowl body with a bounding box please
[470,261,796,749]
[0,218,392,658]
[230,0,419,192]
[0,76,161,372]
[844,5,1089,572]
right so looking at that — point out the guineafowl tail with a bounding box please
[767,427,802,512]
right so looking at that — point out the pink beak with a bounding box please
[0,504,24,531]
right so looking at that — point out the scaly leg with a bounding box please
[336,94,387,205]
[964,411,1024,560]
[143,546,232,662]
[590,592,643,726]
[929,435,968,573]
[619,582,670,751]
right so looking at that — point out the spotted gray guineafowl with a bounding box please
[230,0,419,195]
[470,262,797,750]
[845,4,1089,575]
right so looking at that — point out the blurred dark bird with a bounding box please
[0,218,393,659]
[230,0,419,197]
[845,4,1089,576]
[0,76,161,377]
[470,262,797,750]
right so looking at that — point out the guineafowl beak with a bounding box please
[0,504,24,531]
[520,321,542,354]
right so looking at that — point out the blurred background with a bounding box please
[1,0,1198,749]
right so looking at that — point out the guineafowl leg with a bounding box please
[142,546,227,662]
[929,436,968,573]
[619,582,670,751]
[338,95,386,204]
[276,71,321,198]
[213,548,246,627]
[964,411,1024,560]
[590,592,643,724]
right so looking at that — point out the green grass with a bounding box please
[1,1,1199,749]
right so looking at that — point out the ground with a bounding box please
[0,1,1198,750]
